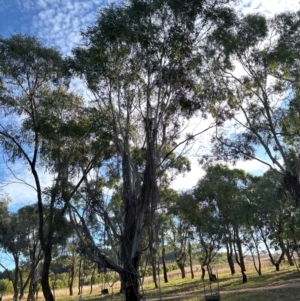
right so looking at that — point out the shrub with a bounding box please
[0,279,14,294]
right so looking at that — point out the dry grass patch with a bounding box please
[2,264,300,301]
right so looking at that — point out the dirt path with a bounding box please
[144,280,300,300]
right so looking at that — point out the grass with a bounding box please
[3,264,300,301]
[54,264,300,301]
[168,286,300,301]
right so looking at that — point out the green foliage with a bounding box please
[166,264,178,272]
[0,34,68,87]
[281,94,300,146]
[0,278,13,294]
[193,164,253,225]
[205,9,300,207]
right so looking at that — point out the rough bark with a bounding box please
[201,266,206,280]
[242,272,247,283]
[41,250,54,301]
[27,261,41,301]
[26,245,42,301]
[178,263,186,279]
[285,249,295,266]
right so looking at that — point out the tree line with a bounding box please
[0,1,299,301]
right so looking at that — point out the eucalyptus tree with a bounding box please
[0,35,113,301]
[0,197,25,301]
[61,235,81,296]
[0,201,42,301]
[243,220,264,276]
[178,190,222,280]
[17,205,43,301]
[247,170,297,271]
[193,164,253,283]
[70,0,235,300]
[205,11,300,205]
[155,187,180,284]
[167,194,193,279]
[168,219,190,279]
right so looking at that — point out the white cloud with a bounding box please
[230,159,269,175]
[171,155,271,192]
[235,0,299,17]
[171,157,205,191]
[28,0,107,54]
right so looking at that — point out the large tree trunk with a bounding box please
[27,267,38,301]
[177,261,186,279]
[121,257,141,301]
[285,249,295,266]
[12,258,19,301]
[175,250,186,279]
[27,248,42,301]
[27,275,40,301]
[242,271,247,283]
[41,251,54,301]
[121,155,141,301]
[201,266,206,280]
[120,111,158,301]
[27,276,36,301]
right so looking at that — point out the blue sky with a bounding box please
[0,0,298,54]
[0,0,299,208]
[0,0,108,54]
[0,0,109,211]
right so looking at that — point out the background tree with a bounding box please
[17,205,43,301]
[247,170,296,271]
[168,207,191,279]
[193,164,253,283]
[178,190,222,280]
[0,196,26,301]
[206,11,300,206]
